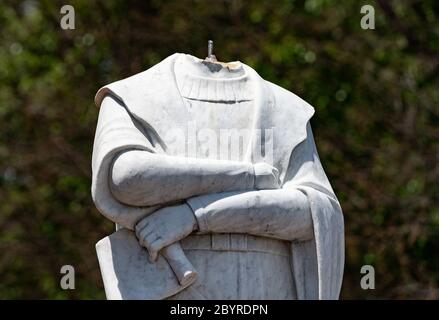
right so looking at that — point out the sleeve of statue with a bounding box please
[92,94,159,229]
[92,95,197,290]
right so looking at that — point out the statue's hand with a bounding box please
[253,162,280,190]
[135,204,197,262]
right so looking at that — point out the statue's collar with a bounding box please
[95,52,270,115]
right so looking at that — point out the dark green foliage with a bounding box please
[0,0,438,299]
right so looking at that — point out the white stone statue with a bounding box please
[91,52,344,300]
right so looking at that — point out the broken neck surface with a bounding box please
[174,54,253,102]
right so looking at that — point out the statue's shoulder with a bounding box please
[94,53,178,108]
[264,80,315,119]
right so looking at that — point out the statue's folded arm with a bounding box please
[100,95,286,208]
[181,122,338,242]
[109,150,256,207]
[98,95,334,244]
[186,188,314,241]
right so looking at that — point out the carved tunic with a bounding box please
[91,53,345,300]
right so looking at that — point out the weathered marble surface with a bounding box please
[92,53,344,300]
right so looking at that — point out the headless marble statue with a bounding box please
[91,49,345,300]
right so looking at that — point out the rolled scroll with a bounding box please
[161,242,197,287]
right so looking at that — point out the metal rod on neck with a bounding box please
[206,40,217,62]
[208,40,214,58]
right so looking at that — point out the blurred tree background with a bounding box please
[0,0,438,299]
